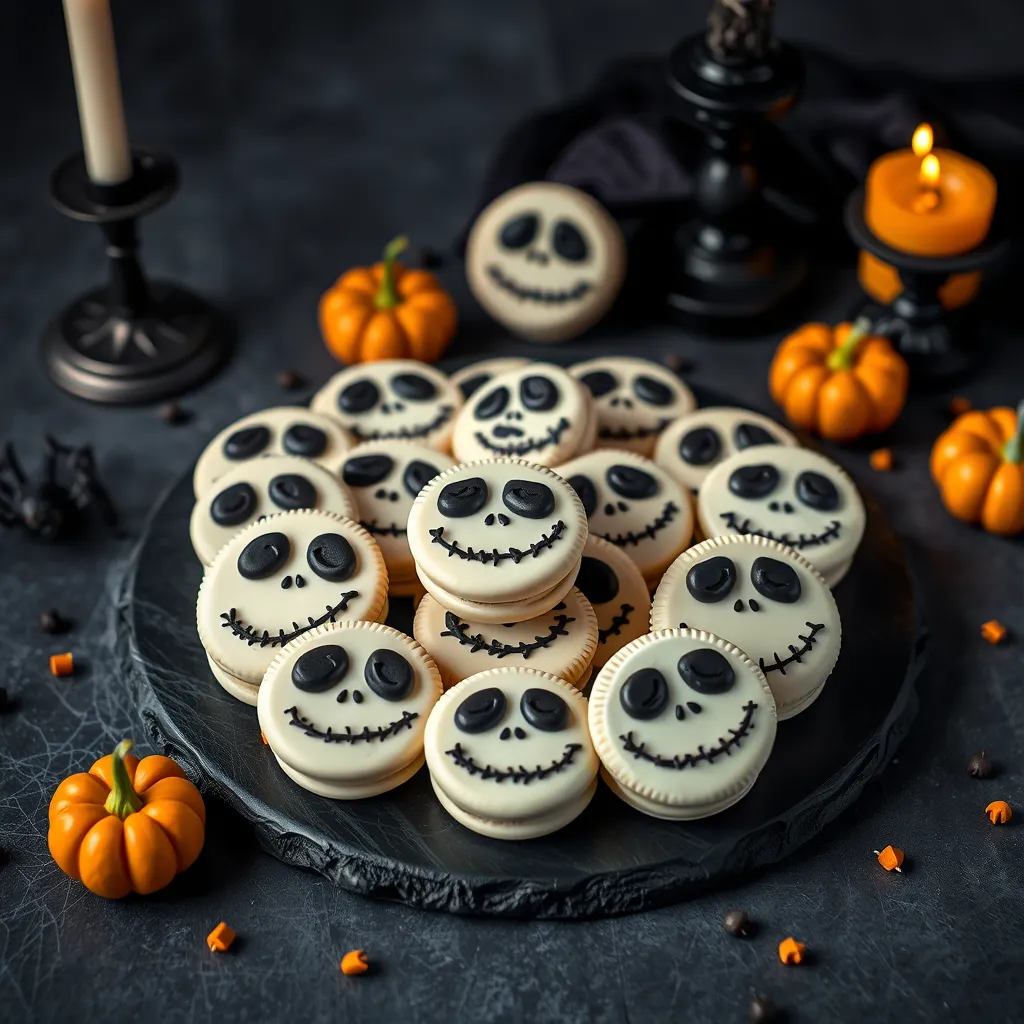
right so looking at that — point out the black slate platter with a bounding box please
[122,389,926,920]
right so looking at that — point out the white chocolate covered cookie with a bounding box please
[450,358,529,401]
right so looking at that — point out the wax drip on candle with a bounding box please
[912,123,941,214]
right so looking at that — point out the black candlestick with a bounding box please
[41,148,233,404]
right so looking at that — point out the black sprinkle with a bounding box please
[39,609,71,635]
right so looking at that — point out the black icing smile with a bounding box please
[486,264,592,305]
[598,501,680,548]
[439,608,574,660]
[759,622,825,676]
[428,520,566,564]
[360,519,407,538]
[597,603,635,645]
[445,741,583,782]
[598,420,672,442]
[350,405,454,442]
[719,513,841,549]
[219,591,359,648]
[619,701,758,769]
[474,417,570,457]
[284,706,419,743]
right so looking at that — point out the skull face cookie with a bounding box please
[698,447,866,587]
[197,510,388,705]
[424,667,598,839]
[451,357,529,401]
[311,359,461,452]
[258,621,442,799]
[589,630,777,820]
[571,357,696,456]
[466,182,626,343]
[652,535,841,719]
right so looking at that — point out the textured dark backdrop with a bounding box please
[2,1,1024,1022]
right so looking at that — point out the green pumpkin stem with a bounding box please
[374,236,409,311]
[104,739,143,820]
[1004,400,1024,464]
[826,317,873,372]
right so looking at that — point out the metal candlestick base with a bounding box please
[41,148,233,404]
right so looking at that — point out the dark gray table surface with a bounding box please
[3,2,1024,1021]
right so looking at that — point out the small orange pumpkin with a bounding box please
[769,318,909,441]
[48,739,206,898]
[930,401,1024,535]
[319,236,457,364]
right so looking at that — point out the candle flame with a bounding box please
[921,153,940,188]
[912,123,934,158]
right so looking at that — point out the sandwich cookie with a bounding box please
[413,587,598,690]
[558,449,693,588]
[571,356,696,456]
[654,406,798,494]
[340,441,454,597]
[311,359,461,452]
[190,455,357,566]
[697,446,866,587]
[424,667,598,839]
[451,358,529,401]
[257,621,442,799]
[651,535,841,719]
[589,629,777,820]
[197,509,388,705]
[193,406,353,499]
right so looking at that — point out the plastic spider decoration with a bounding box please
[0,437,118,540]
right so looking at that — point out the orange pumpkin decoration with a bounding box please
[319,236,457,364]
[48,739,206,898]
[930,401,1024,535]
[769,318,909,441]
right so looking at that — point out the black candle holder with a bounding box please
[663,36,807,321]
[845,188,1009,381]
[41,148,233,404]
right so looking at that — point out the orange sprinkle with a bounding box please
[981,620,1007,645]
[949,396,972,416]
[778,937,806,965]
[874,845,904,872]
[869,448,893,472]
[340,949,369,976]
[207,922,236,952]
[260,730,268,745]
[49,652,74,677]
[986,800,1013,824]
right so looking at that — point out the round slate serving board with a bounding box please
[121,391,926,920]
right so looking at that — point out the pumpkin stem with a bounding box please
[374,236,409,311]
[826,317,873,372]
[1004,400,1024,464]
[103,739,143,820]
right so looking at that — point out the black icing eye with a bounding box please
[607,464,658,500]
[237,531,290,580]
[364,648,414,701]
[751,556,802,603]
[677,648,735,694]
[552,219,588,262]
[306,532,357,581]
[338,379,380,414]
[437,477,488,518]
[342,454,394,488]
[734,422,777,449]
[574,555,619,605]
[403,460,441,498]
[458,372,490,399]
[567,474,597,517]
[578,370,617,398]
[502,479,554,519]
[520,688,568,732]
[223,425,270,461]
[620,668,668,720]
[282,424,328,457]
[633,376,674,407]
[685,556,737,603]
[519,375,559,411]
[729,464,779,500]
[391,373,437,401]
[499,213,539,250]
[474,386,509,420]
[210,482,257,526]
[796,470,840,511]
[454,686,507,733]
[679,427,721,466]
[269,474,317,510]
[291,644,349,692]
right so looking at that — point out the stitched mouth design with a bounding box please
[428,520,566,565]
[445,742,583,783]
[619,701,758,770]
[597,603,634,645]
[284,706,419,743]
[759,621,825,676]
[439,609,574,659]
[486,264,592,305]
[720,513,842,549]
[361,519,407,538]
[598,501,680,548]
[474,417,571,457]
[350,405,453,442]
[219,591,360,648]
[598,420,672,441]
